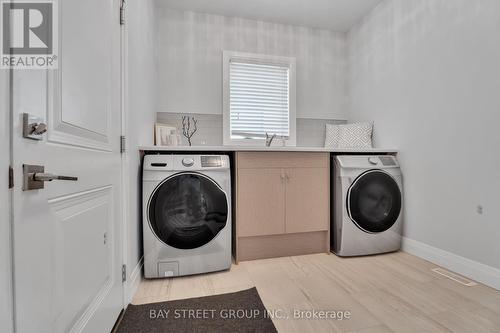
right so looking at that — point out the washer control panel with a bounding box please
[165,155,230,170]
[201,156,222,167]
[182,157,195,167]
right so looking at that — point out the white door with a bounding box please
[11,0,124,332]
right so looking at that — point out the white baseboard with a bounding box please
[402,237,500,291]
[126,257,143,304]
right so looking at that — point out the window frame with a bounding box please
[222,51,296,146]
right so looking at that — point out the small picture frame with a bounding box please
[154,123,180,146]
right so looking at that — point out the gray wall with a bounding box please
[157,112,345,147]
[125,0,157,300]
[156,7,348,120]
[348,0,500,270]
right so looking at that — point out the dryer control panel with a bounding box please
[336,155,399,169]
[379,156,397,166]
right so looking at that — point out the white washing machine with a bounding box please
[142,154,232,278]
[332,155,403,256]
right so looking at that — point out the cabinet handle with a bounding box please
[285,173,290,181]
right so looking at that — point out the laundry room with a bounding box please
[2,1,500,332]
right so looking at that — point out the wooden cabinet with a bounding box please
[237,168,285,237]
[285,167,329,233]
[235,152,330,262]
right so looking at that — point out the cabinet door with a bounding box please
[237,168,285,237]
[285,167,329,233]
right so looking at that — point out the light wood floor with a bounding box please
[133,252,500,333]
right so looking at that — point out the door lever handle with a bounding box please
[31,123,47,135]
[23,164,78,191]
[31,173,78,182]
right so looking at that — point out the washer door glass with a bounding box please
[148,173,228,249]
[348,170,401,233]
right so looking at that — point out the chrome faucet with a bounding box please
[265,133,276,147]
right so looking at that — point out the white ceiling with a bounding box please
[156,0,382,32]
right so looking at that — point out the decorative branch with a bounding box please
[182,116,198,146]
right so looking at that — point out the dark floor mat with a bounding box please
[116,287,277,333]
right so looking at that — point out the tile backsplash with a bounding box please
[157,112,346,147]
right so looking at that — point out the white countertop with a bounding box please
[139,145,398,153]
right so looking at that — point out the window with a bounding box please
[223,51,296,146]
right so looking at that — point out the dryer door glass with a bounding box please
[348,170,401,233]
[148,173,228,249]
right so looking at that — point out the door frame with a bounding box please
[120,0,129,308]
[2,68,14,333]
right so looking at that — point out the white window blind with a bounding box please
[229,60,290,139]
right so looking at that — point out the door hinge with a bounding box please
[120,135,126,153]
[8,166,13,189]
[120,0,125,25]
[122,264,127,283]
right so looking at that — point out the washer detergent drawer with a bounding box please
[158,261,179,277]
